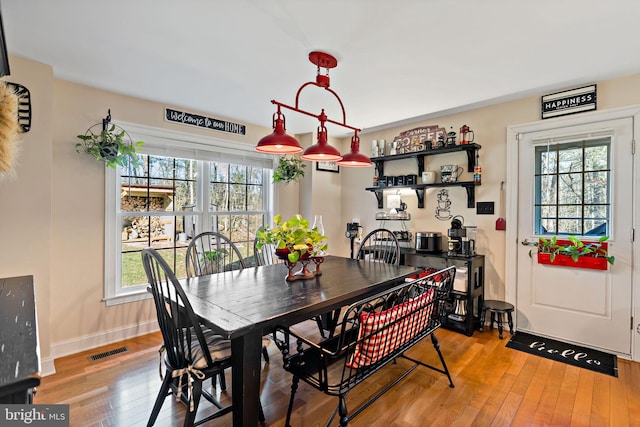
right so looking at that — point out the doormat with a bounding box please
[506,331,618,377]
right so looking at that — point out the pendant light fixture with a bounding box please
[337,131,372,167]
[256,51,371,167]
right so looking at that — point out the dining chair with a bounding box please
[252,236,280,267]
[319,228,402,339]
[355,228,401,266]
[142,247,265,426]
[185,231,247,277]
[187,231,271,364]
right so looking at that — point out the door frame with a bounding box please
[506,104,640,362]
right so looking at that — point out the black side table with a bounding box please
[480,299,514,339]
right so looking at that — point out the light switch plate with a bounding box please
[477,201,495,215]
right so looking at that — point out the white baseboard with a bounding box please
[45,320,159,377]
[41,356,56,377]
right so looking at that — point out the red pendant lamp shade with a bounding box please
[301,124,342,162]
[337,132,372,167]
[255,109,302,154]
[257,51,369,165]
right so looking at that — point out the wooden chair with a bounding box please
[355,228,401,266]
[141,247,265,426]
[318,228,402,339]
[187,231,270,364]
[185,231,247,277]
[253,237,280,267]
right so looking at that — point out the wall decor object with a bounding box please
[5,82,31,132]
[541,84,596,119]
[316,161,339,173]
[0,81,20,175]
[391,125,446,153]
[165,107,246,135]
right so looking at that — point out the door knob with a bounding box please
[521,238,535,246]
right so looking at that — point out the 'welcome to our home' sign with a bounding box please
[165,108,246,135]
[541,85,597,119]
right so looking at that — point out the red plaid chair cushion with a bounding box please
[347,289,434,368]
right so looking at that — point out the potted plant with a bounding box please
[529,235,614,270]
[256,214,328,263]
[272,156,305,184]
[76,124,144,168]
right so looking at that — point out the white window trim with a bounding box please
[104,122,276,306]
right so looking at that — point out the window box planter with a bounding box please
[537,252,608,270]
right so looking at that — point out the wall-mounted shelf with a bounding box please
[366,182,479,209]
[370,143,482,178]
[366,143,482,209]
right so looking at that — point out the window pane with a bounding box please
[558,147,582,173]
[541,219,556,233]
[558,173,582,204]
[537,150,557,174]
[229,184,247,211]
[584,171,608,204]
[122,251,147,287]
[247,185,263,211]
[210,183,228,211]
[558,205,580,219]
[175,158,197,180]
[211,163,229,182]
[175,180,197,212]
[248,167,263,185]
[538,175,557,204]
[229,165,246,184]
[585,145,608,171]
[584,205,607,219]
[558,219,581,234]
[585,219,607,236]
[541,206,556,218]
[149,156,174,179]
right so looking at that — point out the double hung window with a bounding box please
[105,125,274,305]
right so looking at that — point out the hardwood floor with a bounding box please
[34,325,640,426]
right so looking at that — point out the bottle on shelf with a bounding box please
[474,153,482,184]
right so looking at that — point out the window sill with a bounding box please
[103,290,152,307]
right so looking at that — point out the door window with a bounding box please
[534,138,610,236]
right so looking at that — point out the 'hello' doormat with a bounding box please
[506,331,617,377]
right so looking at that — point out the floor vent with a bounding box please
[88,346,128,362]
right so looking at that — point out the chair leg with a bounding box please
[262,346,270,363]
[338,395,348,427]
[258,400,265,423]
[184,380,203,427]
[147,372,173,427]
[217,371,226,391]
[284,376,300,427]
[430,333,455,388]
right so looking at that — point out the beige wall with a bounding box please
[340,76,640,301]
[3,54,640,370]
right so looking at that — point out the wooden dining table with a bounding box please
[179,255,418,427]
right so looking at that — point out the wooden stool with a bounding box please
[479,300,514,339]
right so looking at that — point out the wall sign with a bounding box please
[165,108,246,135]
[541,85,597,119]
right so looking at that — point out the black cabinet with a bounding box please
[366,143,481,208]
[404,252,484,336]
[0,276,40,403]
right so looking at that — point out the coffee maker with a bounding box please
[447,216,465,256]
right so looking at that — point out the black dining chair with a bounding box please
[187,231,271,364]
[142,247,265,426]
[185,231,247,277]
[253,236,280,267]
[355,228,401,265]
[319,228,402,339]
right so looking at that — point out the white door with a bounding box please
[515,117,633,355]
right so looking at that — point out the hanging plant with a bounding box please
[272,155,305,184]
[76,111,143,168]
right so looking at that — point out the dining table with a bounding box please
[180,255,418,427]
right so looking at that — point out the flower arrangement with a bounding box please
[256,214,328,262]
[529,235,615,266]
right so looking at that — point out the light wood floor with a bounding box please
[35,324,640,427]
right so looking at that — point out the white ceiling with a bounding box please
[3,0,640,136]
